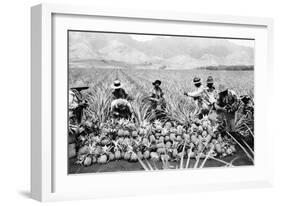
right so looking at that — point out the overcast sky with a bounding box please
[69,31,254,68]
[129,34,254,48]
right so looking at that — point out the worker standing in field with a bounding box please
[215,85,240,132]
[203,76,218,111]
[184,77,209,119]
[149,80,165,106]
[148,80,166,120]
[112,80,129,100]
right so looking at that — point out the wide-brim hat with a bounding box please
[193,77,201,84]
[218,84,228,93]
[206,76,214,84]
[152,80,161,85]
[70,86,89,92]
[113,80,122,89]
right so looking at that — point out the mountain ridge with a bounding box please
[69,32,254,70]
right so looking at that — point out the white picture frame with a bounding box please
[31,3,274,202]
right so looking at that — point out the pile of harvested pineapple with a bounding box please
[71,116,236,167]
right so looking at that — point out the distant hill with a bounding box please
[69,32,254,70]
[196,65,254,71]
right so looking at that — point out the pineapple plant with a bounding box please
[108,152,115,161]
[157,147,166,154]
[166,141,172,148]
[132,130,138,138]
[124,130,130,137]
[170,133,176,141]
[159,136,164,142]
[150,152,160,161]
[149,135,156,143]
[176,135,182,142]
[92,156,97,164]
[161,128,169,136]
[137,151,143,160]
[143,150,150,159]
[176,125,183,134]
[117,129,125,137]
[202,131,208,137]
[215,143,222,154]
[124,151,131,160]
[164,135,170,142]
[114,150,121,160]
[130,152,138,162]
[164,122,172,130]
[78,145,89,155]
[83,156,92,166]
[98,154,107,164]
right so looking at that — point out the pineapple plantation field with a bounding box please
[68,67,254,174]
[69,68,254,98]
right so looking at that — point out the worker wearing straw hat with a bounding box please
[204,76,218,108]
[184,77,208,119]
[112,80,128,100]
[215,84,240,132]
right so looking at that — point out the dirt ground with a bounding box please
[68,147,253,174]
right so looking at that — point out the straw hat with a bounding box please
[113,80,122,89]
[70,86,89,92]
[193,77,201,84]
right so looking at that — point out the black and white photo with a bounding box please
[68,31,254,174]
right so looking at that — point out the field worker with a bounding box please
[148,80,167,119]
[215,85,240,132]
[236,95,254,147]
[110,98,134,120]
[149,80,165,107]
[240,95,254,116]
[184,77,209,119]
[149,80,165,110]
[204,76,218,109]
[112,80,129,100]
[69,86,89,124]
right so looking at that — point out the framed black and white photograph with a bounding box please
[31,4,274,201]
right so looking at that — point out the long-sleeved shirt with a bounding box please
[187,85,205,98]
[204,86,217,105]
[149,87,164,109]
[187,85,209,113]
[149,87,164,99]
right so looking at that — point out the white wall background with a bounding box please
[0,0,280,205]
